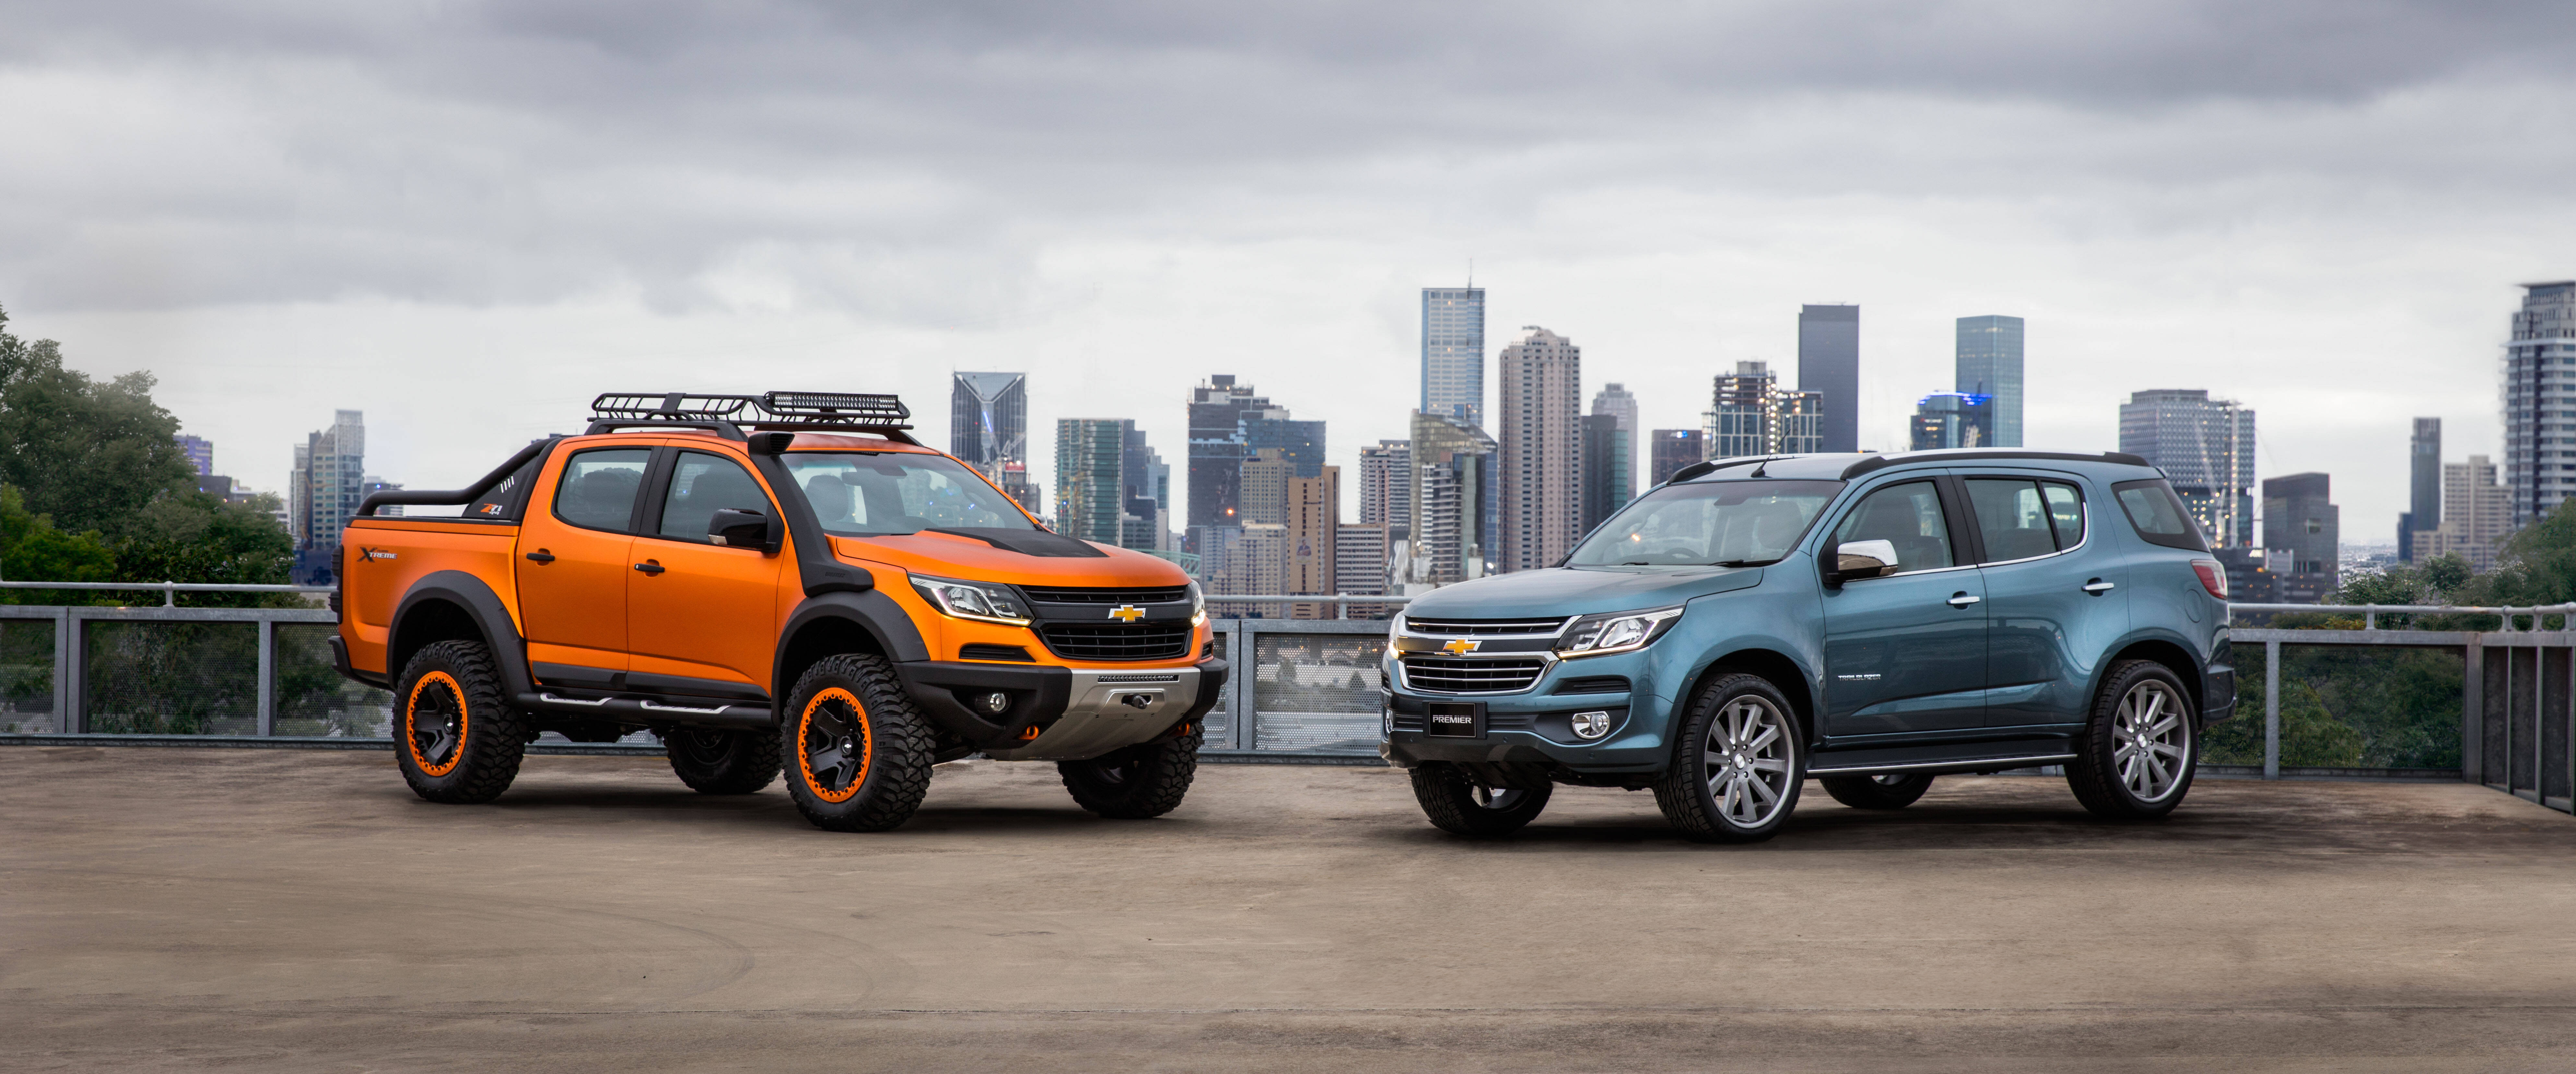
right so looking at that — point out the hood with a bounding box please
[1403,565,1765,620]
[834,531,1190,587]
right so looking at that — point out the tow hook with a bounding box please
[1118,693,1156,710]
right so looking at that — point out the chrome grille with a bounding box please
[1400,616,1569,636]
[1038,623,1193,661]
[1023,585,1191,605]
[1400,657,1546,694]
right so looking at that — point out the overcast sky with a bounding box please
[6,1,2575,543]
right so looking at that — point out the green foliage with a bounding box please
[0,485,116,603]
[0,305,200,538]
[2206,645,2462,769]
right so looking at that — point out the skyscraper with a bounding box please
[1421,286,1486,427]
[2503,281,2576,528]
[1798,305,1860,452]
[1910,391,1993,450]
[1589,383,1638,504]
[952,372,1038,514]
[1054,418,1126,546]
[1357,440,1412,533]
[2401,417,2441,562]
[2420,456,2513,572]
[290,410,365,584]
[2118,389,2256,547]
[1409,411,1497,586]
[1581,414,1627,533]
[1707,362,1825,458]
[1647,429,1706,485]
[1284,467,1341,616]
[1186,375,1272,533]
[2261,473,2339,603]
[1121,424,1169,551]
[1956,315,2025,447]
[1497,326,1583,573]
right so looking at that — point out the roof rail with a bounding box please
[584,391,921,444]
[1840,450,2152,480]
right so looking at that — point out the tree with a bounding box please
[0,485,116,603]
[0,304,200,538]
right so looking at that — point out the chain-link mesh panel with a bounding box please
[2204,645,2464,770]
[1252,631,1385,754]
[274,623,392,738]
[84,621,258,735]
[0,619,58,733]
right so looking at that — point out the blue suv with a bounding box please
[1380,449,2236,842]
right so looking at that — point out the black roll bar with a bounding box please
[357,437,558,517]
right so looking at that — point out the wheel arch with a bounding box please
[389,571,534,697]
[2104,635,2205,721]
[773,590,930,712]
[1685,646,1818,743]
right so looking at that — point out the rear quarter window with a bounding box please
[2111,478,2208,552]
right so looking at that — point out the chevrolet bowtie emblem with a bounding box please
[1442,638,1481,655]
[1108,604,1146,622]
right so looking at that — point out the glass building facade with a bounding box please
[1797,305,1859,452]
[1954,315,2024,448]
[2117,389,2256,547]
[1421,287,1485,428]
[2504,281,2576,529]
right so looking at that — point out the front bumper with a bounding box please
[898,657,1228,760]
[1377,687,1670,773]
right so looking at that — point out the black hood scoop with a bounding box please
[924,527,1109,558]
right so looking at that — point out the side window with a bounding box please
[2112,478,2209,552]
[553,449,652,532]
[2041,482,2085,550]
[1830,481,1954,574]
[657,452,772,542]
[1965,479,2056,562]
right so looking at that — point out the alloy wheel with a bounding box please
[2113,680,2189,802]
[800,691,872,800]
[408,674,464,773]
[1700,696,1792,826]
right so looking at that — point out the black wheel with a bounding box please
[1819,772,1935,810]
[1058,728,1202,819]
[392,639,530,804]
[779,654,934,832]
[1652,672,1805,843]
[666,728,780,795]
[1409,762,1552,838]
[2067,660,2197,820]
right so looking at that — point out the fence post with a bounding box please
[49,607,70,734]
[62,608,86,734]
[2463,636,2485,785]
[1233,621,1258,752]
[255,617,276,737]
[2263,638,2281,781]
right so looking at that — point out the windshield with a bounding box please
[1567,480,1842,567]
[781,452,1037,536]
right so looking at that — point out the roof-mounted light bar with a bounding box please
[759,391,911,424]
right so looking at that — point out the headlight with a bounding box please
[1187,580,1207,626]
[1555,606,1685,659]
[909,575,1031,626]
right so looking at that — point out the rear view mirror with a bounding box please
[708,508,780,554]
[1834,539,1900,580]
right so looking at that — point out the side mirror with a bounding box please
[708,508,781,554]
[1833,540,1900,581]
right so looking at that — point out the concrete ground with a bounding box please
[4,749,2575,1073]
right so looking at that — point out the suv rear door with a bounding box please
[1817,475,1988,737]
[1957,471,2127,729]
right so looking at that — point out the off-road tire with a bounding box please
[1409,762,1552,838]
[1058,729,1203,819]
[392,640,530,804]
[2067,660,2197,821]
[1653,672,1805,843]
[780,653,934,832]
[1820,772,1935,810]
[666,728,780,795]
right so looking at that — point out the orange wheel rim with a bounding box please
[404,671,468,777]
[797,687,873,803]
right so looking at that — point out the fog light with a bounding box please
[1571,710,1612,740]
[982,692,1010,714]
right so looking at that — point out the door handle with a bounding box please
[1947,592,1981,608]
[524,550,556,564]
[2082,579,2116,594]
[634,561,665,576]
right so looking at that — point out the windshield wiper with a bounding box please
[1712,558,1780,568]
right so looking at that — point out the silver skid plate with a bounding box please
[981,668,1202,762]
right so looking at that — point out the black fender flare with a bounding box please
[390,570,535,698]
[773,589,932,704]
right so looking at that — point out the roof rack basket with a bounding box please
[585,391,918,443]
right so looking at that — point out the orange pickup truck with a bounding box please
[333,391,1224,832]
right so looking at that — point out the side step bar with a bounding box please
[513,692,775,730]
[1808,753,2076,778]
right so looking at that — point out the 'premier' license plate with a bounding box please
[1426,702,1481,738]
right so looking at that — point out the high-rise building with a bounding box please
[1798,304,1860,452]
[1284,467,1341,617]
[360,475,404,519]
[1956,315,2025,447]
[1707,361,1826,459]
[1186,375,1273,534]
[290,410,365,584]
[1582,414,1628,533]
[1408,411,1496,587]
[1240,448,1295,526]
[175,435,212,477]
[1590,383,1638,504]
[951,372,1027,476]
[1647,429,1706,485]
[2503,281,2576,528]
[2118,389,2256,547]
[1910,391,1994,450]
[2261,473,2340,603]
[1054,418,1127,545]
[1122,425,1169,551]
[1357,440,1412,533]
[1497,326,1583,573]
[2401,417,2441,562]
[1335,522,1394,617]
[2420,456,2513,572]
[1422,286,1486,427]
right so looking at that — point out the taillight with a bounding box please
[2190,559,2228,600]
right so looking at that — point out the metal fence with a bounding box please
[1,588,2568,813]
